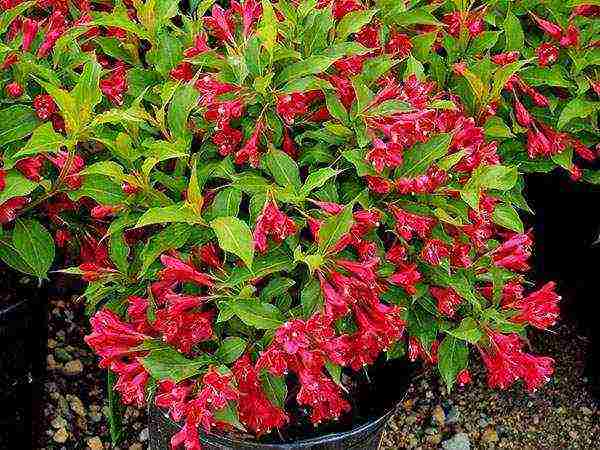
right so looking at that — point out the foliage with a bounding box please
[1,0,599,447]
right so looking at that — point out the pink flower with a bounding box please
[0,197,28,224]
[85,309,148,367]
[514,97,533,127]
[253,201,297,253]
[111,359,149,407]
[16,156,44,181]
[170,62,194,81]
[46,151,85,189]
[100,64,128,106]
[492,233,533,272]
[479,331,554,391]
[389,206,436,241]
[183,34,210,58]
[491,51,520,65]
[388,263,421,295]
[90,204,120,220]
[559,24,579,48]
[33,94,57,120]
[430,287,462,318]
[457,369,472,386]
[37,11,66,57]
[21,18,38,51]
[531,13,563,40]
[158,255,214,287]
[296,371,350,424]
[235,122,263,167]
[511,282,560,330]
[536,43,559,67]
[233,355,287,434]
[5,81,23,97]
[366,175,393,194]
[155,380,194,422]
[420,239,451,266]
[386,32,412,58]
[232,0,262,37]
[195,243,222,269]
[204,5,235,43]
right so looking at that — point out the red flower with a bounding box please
[457,369,472,386]
[559,24,579,48]
[170,62,194,81]
[100,64,128,106]
[158,254,214,287]
[253,201,297,253]
[21,18,38,51]
[46,151,85,189]
[111,359,149,407]
[388,263,421,295]
[5,81,23,97]
[366,175,392,194]
[0,196,28,224]
[91,204,120,220]
[85,309,148,367]
[420,239,451,266]
[204,5,235,43]
[297,371,350,424]
[233,355,287,435]
[492,233,533,272]
[513,97,533,127]
[16,156,44,181]
[536,43,559,67]
[511,282,560,330]
[155,380,193,422]
[37,11,66,58]
[33,94,58,120]
[491,51,520,65]
[430,287,462,318]
[479,331,554,391]
[155,306,214,353]
[389,206,436,241]
[386,31,412,58]
[235,122,263,167]
[232,0,262,37]
[531,13,563,40]
[195,243,222,269]
[183,34,210,58]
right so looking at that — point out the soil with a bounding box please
[33,290,600,450]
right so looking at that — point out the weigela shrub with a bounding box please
[1,0,599,448]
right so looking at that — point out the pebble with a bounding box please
[63,359,84,375]
[482,427,499,443]
[54,348,72,362]
[139,427,149,442]
[129,445,143,450]
[51,416,68,430]
[87,437,103,450]
[446,405,461,424]
[433,404,446,427]
[53,428,69,443]
[67,394,86,417]
[442,432,471,450]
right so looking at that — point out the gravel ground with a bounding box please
[40,296,599,450]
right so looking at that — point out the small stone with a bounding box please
[581,407,593,416]
[54,348,72,362]
[442,432,471,450]
[129,445,143,450]
[63,359,83,375]
[87,437,103,450]
[481,427,499,443]
[433,405,446,427]
[47,354,60,370]
[425,427,438,435]
[478,414,491,428]
[446,405,461,424]
[48,338,57,349]
[53,428,69,444]
[139,427,149,442]
[67,395,86,417]
[51,416,68,429]
[569,430,579,439]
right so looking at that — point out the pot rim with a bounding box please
[154,395,403,448]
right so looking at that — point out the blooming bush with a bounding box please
[1,0,600,448]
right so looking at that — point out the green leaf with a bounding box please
[215,337,247,364]
[437,335,468,392]
[520,66,572,88]
[336,9,378,42]
[325,91,349,124]
[275,55,336,85]
[258,0,278,56]
[477,165,518,190]
[11,219,55,278]
[109,229,129,274]
[261,277,295,301]
[484,116,514,139]
[318,204,354,254]
[387,7,442,26]
[263,147,301,191]
[557,98,600,130]
[301,277,323,318]
[503,9,524,52]
[0,1,34,35]
[208,187,242,219]
[36,80,79,135]
[228,299,284,329]
[68,175,127,205]
[300,168,338,197]
[407,303,438,351]
[492,204,524,233]
[141,345,212,382]
[0,170,38,205]
[365,100,411,117]
[489,60,529,102]
[72,59,103,127]
[396,133,452,178]
[5,122,66,166]
[342,149,376,176]
[210,217,254,268]
[260,371,287,408]
[107,370,125,446]
[135,204,202,228]
[167,83,200,141]
[139,223,193,276]
[446,318,483,344]
[0,105,40,146]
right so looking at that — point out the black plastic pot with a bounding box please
[149,360,417,450]
[0,273,49,448]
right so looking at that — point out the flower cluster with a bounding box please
[1,1,599,449]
